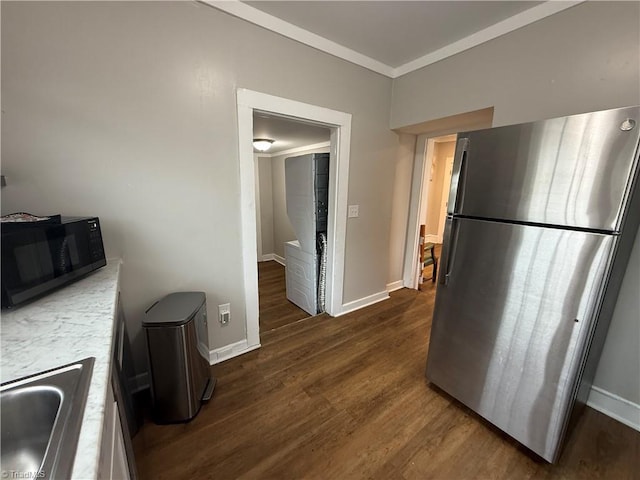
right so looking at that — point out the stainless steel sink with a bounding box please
[1,357,94,479]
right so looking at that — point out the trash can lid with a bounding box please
[143,292,206,327]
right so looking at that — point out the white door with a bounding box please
[436,156,455,242]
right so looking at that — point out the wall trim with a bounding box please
[208,339,261,365]
[386,280,404,293]
[337,291,389,317]
[203,0,394,78]
[403,135,434,290]
[260,253,286,266]
[587,386,640,432]
[131,342,259,389]
[257,141,331,158]
[394,2,583,77]
[205,0,583,79]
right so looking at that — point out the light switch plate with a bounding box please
[348,205,359,218]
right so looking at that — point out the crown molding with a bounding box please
[202,0,584,79]
[253,141,331,158]
[202,0,394,77]
[393,1,584,77]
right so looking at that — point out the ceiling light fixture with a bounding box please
[253,138,274,152]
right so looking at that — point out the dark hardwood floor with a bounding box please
[133,281,638,479]
[258,260,309,332]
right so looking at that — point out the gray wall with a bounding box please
[390,1,640,406]
[270,154,295,259]
[593,230,640,403]
[257,155,274,257]
[1,2,397,372]
[391,2,640,129]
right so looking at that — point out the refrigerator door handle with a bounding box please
[439,216,458,285]
[448,137,469,215]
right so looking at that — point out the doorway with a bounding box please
[422,135,456,245]
[237,89,352,351]
[399,108,494,291]
[403,134,457,289]
[253,112,331,332]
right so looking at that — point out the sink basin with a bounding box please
[1,357,94,479]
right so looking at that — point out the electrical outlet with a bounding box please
[348,204,359,218]
[218,303,230,325]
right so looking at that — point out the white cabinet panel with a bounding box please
[98,381,115,480]
[112,404,131,480]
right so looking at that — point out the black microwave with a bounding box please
[1,216,107,308]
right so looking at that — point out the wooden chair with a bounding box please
[418,225,438,288]
[422,242,438,283]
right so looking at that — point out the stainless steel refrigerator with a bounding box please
[425,105,640,463]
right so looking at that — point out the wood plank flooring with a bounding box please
[258,261,309,332]
[133,283,639,480]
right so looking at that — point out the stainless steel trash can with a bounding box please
[143,292,215,423]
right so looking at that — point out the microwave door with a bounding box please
[1,216,107,308]
[57,235,82,275]
[12,232,56,286]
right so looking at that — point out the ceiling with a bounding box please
[225,1,580,148]
[253,112,330,154]
[205,0,582,78]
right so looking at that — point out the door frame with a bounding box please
[436,155,455,242]
[403,135,434,289]
[237,88,352,349]
[399,108,493,290]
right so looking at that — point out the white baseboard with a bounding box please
[208,339,261,365]
[337,290,389,316]
[588,386,640,432]
[386,280,404,293]
[260,253,286,266]
[128,340,260,391]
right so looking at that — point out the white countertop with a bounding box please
[1,260,122,479]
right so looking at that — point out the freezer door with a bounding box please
[426,218,614,462]
[450,106,639,231]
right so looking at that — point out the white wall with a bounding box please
[1,2,397,372]
[425,142,454,236]
[387,134,415,287]
[390,1,640,420]
[257,155,274,257]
